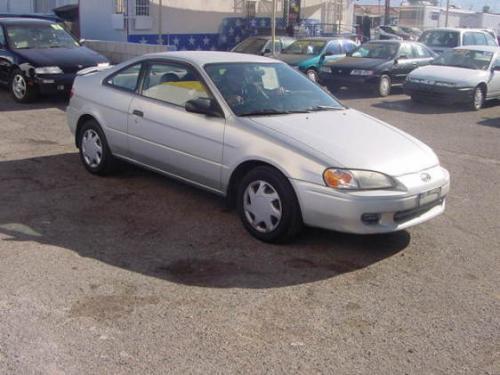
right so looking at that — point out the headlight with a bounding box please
[97,62,110,68]
[350,69,374,76]
[323,168,396,190]
[320,66,331,73]
[434,81,456,88]
[35,66,63,75]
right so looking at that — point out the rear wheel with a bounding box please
[237,166,303,243]
[470,85,484,111]
[378,74,391,97]
[10,70,38,103]
[77,119,116,175]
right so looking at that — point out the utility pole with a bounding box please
[158,0,163,44]
[384,0,390,25]
[271,0,277,56]
[445,0,450,27]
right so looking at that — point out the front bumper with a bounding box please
[403,81,474,104]
[319,71,379,87]
[33,73,76,95]
[291,165,450,234]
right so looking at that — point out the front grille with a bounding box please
[331,68,352,77]
[394,198,444,223]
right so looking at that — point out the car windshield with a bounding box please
[6,23,79,49]
[419,30,459,48]
[233,38,268,54]
[204,62,344,116]
[351,43,399,59]
[282,40,326,55]
[432,49,493,70]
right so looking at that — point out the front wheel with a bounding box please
[10,70,38,103]
[470,86,484,111]
[378,74,391,97]
[237,166,303,243]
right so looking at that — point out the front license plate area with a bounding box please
[419,187,441,207]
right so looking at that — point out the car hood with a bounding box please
[325,56,388,69]
[15,46,108,72]
[247,109,438,176]
[408,65,487,85]
[278,53,316,66]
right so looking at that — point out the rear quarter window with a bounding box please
[420,30,459,48]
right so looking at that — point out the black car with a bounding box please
[0,18,109,103]
[319,40,436,96]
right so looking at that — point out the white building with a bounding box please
[0,0,76,13]
[79,0,355,50]
[398,5,500,37]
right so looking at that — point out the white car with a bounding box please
[404,46,500,110]
[67,51,450,243]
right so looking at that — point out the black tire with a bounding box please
[470,85,484,111]
[378,74,391,97]
[237,166,303,243]
[77,119,116,175]
[10,69,38,103]
[305,69,319,83]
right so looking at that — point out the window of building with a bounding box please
[114,0,125,14]
[136,0,150,16]
[105,64,143,92]
[142,63,211,107]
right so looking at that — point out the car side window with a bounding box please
[342,40,357,54]
[0,26,6,47]
[398,43,413,58]
[141,63,212,107]
[326,41,342,55]
[485,33,497,46]
[105,63,142,92]
[473,32,487,45]
[463,32,474,46]
[412,44,431,58]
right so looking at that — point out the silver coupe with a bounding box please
[67,52,450,242]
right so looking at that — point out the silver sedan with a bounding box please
[67,51,450,243]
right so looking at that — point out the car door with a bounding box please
[488,55,500,98]
[102,62,144,157]
[321,41,344,67]
[127,60,225,191]
[391,43,415,83]
[412,43,435,68]
[0,24,12,84]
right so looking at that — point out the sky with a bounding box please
[356,0,500,13]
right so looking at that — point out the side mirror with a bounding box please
[185,98,222,117]
[79,38,86,45]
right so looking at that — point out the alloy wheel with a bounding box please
[12,74,27,100]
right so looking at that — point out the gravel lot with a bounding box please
[0,87,499,375]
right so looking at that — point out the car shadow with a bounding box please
[478,116,500,129]
[0,90,68,112]
[0,153,410,289]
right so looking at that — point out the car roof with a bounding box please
[0,17,55,25]
[422,28,490,33]
[453,45,500,53]
[142,51,280,65]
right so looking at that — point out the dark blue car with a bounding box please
[0,18,109,103]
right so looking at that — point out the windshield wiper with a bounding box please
[239,108,310,116]
[307,105,343,112]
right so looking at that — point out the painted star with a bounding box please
[139,37,147,44]
[173,37,180,45]
[188,36,196,45]
[203,36,210,46]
